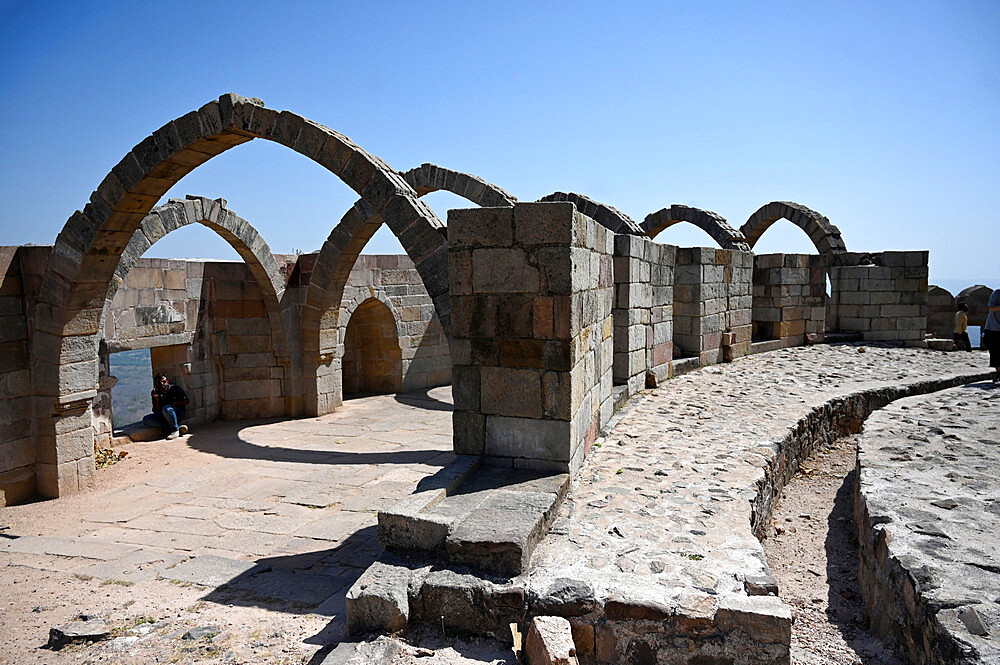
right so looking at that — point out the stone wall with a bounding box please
[752,253,828,347]
[612,236,674,397]
[0,247,35,504]
[674,247,753,366]
[829,251,928,344]
[926,285,956,339]
[449,202,614,475]
[341,255,451,396]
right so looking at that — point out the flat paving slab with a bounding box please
[856,382,1000,664]
[0,387,454,663]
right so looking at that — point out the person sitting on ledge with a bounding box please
[143,373,190,440]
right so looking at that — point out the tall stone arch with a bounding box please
[642,205,751,251]
[32,93,448,497]
[302,165,517,414]
[402,163,517,207]
[739,201,847,254]
[537,192,644,235]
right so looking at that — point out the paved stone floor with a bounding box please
[1,349,994,664]
[525,345,992,661]
[0,387,456,663]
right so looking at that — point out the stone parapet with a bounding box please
[448,202,613,475]
[829,251,929,344]
[855,384,1000,665]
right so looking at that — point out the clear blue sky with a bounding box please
[1,0,997,289]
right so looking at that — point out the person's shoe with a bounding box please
[166,429,180,440]
[178,425,188,435]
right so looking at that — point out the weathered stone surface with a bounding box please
[530,577,596,617]
[856,383,1000,664]
[526,615,579,665]
[47,617,110,649]
[158,554,266,588]
[346,560,412,634]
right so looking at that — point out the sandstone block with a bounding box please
[526,616,579,665]
[346,560,412,634]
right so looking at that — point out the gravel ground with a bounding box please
[763,435,906,665]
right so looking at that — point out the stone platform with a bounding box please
[856,382,1000,664]
[351,346,993,664]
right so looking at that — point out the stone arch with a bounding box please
[401,163,517,207]
[340,296,404,396]
[33,93,448,497]
[110,195,285,305]
[642,205,751,251]
[739,201,847,254]
[101,195,295,414]
[302,164,516,414]
[537,192,644,235]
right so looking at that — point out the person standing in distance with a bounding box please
[143,373,190,439]
[985,288,1000,384]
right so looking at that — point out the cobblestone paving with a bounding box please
[528,346,991,619]
[857,382,1000,663]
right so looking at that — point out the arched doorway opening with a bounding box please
[342,298,402,397]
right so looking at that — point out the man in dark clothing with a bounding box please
[143,373,190,439]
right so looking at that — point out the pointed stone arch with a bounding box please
[537,192,644,235]
[103,195,296,407]
[302,163,517,415]
[32,93,448,497]
[401,163,517,207]
[739,201,847,255]
[642,205,751,251]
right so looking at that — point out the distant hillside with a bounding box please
[110,349,152,428]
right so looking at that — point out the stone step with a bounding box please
[378,457,569,576]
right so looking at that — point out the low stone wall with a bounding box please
[855,384,1000,664]
[752,253,827,346]
[830,251,928,344]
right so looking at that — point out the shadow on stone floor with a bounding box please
[825,468,906,664]
[199,525,380,650]
[181,428,452,467]
[394,388,454,412]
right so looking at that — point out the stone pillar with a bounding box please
[613,235,651,395]
[648,242,676,385]
[752,254,828,347]
[613,236,675,394]
[674,248,752,365]
[449,202,613,475]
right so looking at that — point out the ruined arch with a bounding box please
[340,296,404,396]
[402,163,517,207]
[538,192,644,235]
[642,205,751,252]
[739,201,847,255]
[32,93,449,497]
